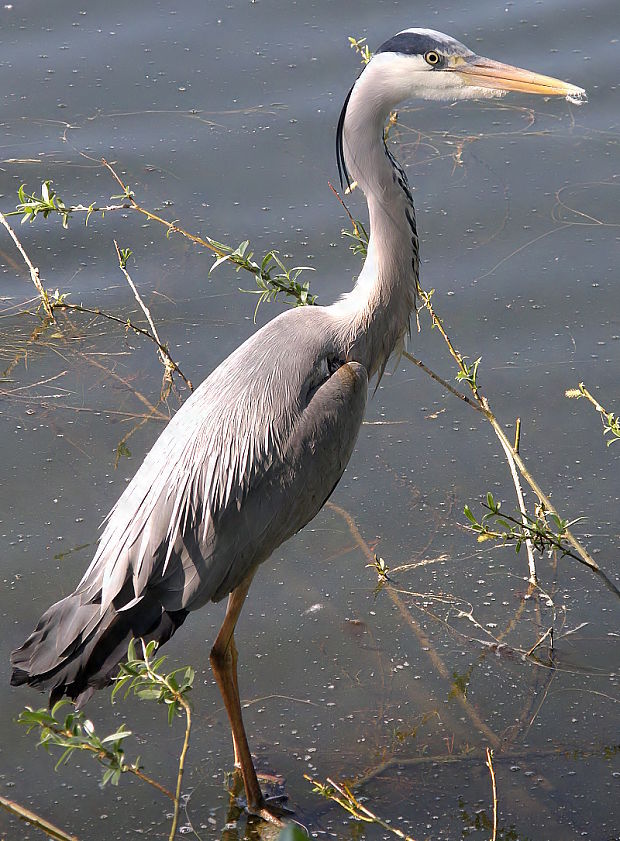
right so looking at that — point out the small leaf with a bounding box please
[463,505,477,524]
[101,768,115,787]
[101,730,132,744]
[136,689,161,701]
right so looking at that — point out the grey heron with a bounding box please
[10,28,584,824]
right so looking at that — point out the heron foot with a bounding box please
[247,796,294,827]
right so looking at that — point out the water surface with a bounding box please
[1,1,618,839]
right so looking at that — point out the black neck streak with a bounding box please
[385,144,421,303]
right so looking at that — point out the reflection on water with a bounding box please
[1,0,619,839]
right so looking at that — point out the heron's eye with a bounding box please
[424,50,441,67]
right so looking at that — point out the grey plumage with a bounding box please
[10,27,583,821]
[11,307,370,703]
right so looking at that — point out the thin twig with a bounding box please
[494,427,537,584]
[112,239,192,392]
[526,626,553,658]
[306,775,419,841]
[566,382,620,445]
[485,748,498,841]
[101,159,224,255]
[129,768,175,802]
[135,641,192,841]
[352,744,607,788]
[0,794,79,841]
[412,292,619,598]
[52,301,193,391]
[169,702,192,841]
[99,159,316,311]
[0,209,54,319]
[402,350,485,414]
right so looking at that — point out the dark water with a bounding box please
[1,1,618,839]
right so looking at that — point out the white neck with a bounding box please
[329,55,420,380]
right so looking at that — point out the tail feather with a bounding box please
[10,592,188,706]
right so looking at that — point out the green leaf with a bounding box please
[101,730,132,745]
[463,505,477,524]
[136,689,161,701]
[101,768,116,787]
[50,699,70,719]
[55,747,75,771]
[127,638,137,662]
[210,253,232,274]
[486,492,496,511]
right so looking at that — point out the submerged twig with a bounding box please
[327,501,501,748]
[306,775,419,841]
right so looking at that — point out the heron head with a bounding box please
[371,28,586,104]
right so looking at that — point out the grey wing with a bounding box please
[202,360,368,602]
[78,346,367,620]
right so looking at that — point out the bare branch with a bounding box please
[0,210,54,320]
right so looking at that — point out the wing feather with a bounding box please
[75,308,366,617]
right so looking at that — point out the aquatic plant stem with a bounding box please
[131,640,193,841]
[494,424,537,584]
[113,240,170,374]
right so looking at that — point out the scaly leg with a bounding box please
[209,571,285,825]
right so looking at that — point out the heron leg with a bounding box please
[209,572,285,826]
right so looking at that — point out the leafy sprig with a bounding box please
[348,36,372,65]
[464,492,584,560]
[456,356,482,391]
[210,241,316,319]
[12,172,317,315]
[566,382,620,446]
[112,638,194,727]
[18,700,136,787]
[16,181,72,229]
[341,219,369,258]
[306,775,417,840]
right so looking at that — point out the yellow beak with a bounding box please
[454,56,586,102]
